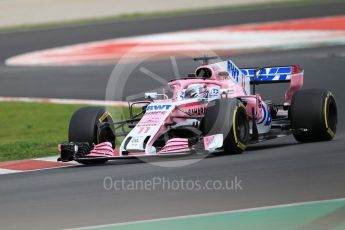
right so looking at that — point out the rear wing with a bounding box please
[241,65,303,84]
[241,65,304,103]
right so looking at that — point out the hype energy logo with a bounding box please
[146,104,172,111]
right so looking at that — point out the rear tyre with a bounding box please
[68,107,114,164]
[291,88,337,143]
[202,99,250,154]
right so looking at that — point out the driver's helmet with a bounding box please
[185,84,208,98]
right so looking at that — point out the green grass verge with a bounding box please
[0,102,130,162]
[0,0,337,33]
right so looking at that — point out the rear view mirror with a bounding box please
[145,92,158,100]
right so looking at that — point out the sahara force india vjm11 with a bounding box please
[58,57,338,165]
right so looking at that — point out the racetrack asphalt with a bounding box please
[0,1,345,229]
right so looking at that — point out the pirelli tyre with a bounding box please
[202,98,250,154]
[68,107,114,165]
[291,89,337,143]
[69,107,114,145]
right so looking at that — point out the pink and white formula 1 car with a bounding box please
[58,57,338,165]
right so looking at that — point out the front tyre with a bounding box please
[291,89,337,143]
[202,99,250,154]
[69,106,113,145]
[68,106,114,165]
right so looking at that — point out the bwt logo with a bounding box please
[227,60,240,82]
[146,104,172,111]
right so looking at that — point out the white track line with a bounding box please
[35,156,80,165]
[0,168,20,175]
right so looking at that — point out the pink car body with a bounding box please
[85,59,304,158]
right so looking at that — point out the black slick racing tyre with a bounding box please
[68,107,113,145]
[68,107,114,165]
[202,98,250,154]
[291,88,337,143]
